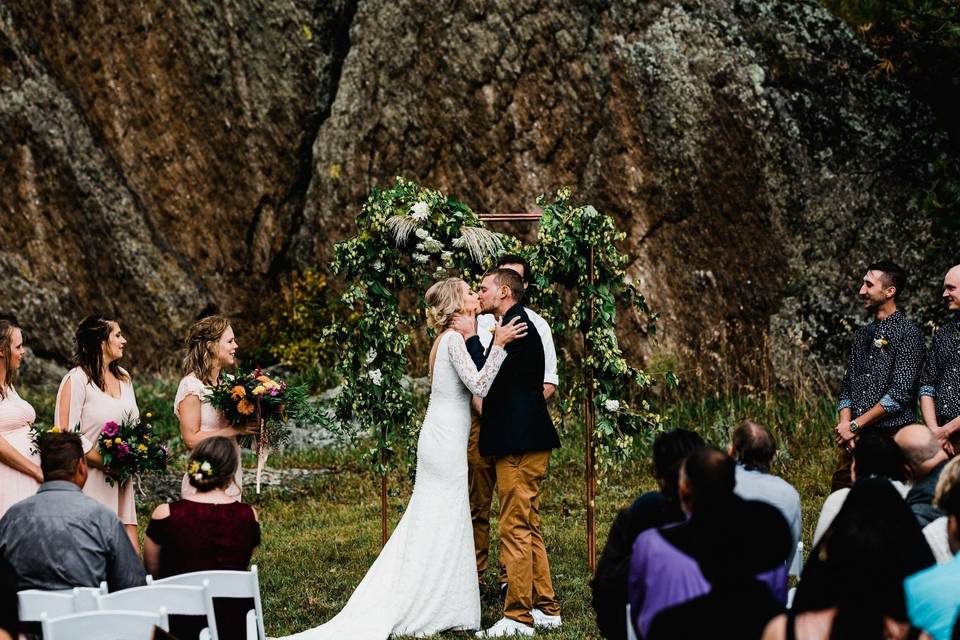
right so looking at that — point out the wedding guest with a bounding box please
[729,420,801,564]
[0,320,43,517]
[647,497,791,639]
[919,264,960,455]
[833,261,924,490]
[896,424,951,527]
[176,316,253,500]
[56,315,140,552]
[0,432,145,592]
[813,432,908,546]
[145,436,260,640]
[906,457,960,640]
[591,429,703,640]
[628,448,788,638]
[780,478,934,639]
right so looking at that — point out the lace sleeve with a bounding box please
[446,332,507,398]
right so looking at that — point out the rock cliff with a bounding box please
[0,0,954,389]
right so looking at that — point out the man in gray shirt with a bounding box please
[0,432,145,592]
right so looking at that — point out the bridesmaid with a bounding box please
[56,315,140,552]
[0,320,43,518]
[176,316,252,500]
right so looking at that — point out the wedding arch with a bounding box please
[325,178,666,571]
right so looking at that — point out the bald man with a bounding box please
[919,265,960,456]
[895,424,950,527]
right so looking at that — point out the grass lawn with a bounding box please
[231,393,838,638]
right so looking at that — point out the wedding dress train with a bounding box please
[278,331,506,640]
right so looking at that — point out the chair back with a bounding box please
[18,590,75,622]
[626,603,638,640]
[40,608,168,640]
[147,565,264,639]
[96,583,218,640]
[73,586,104,612]
[786,540,804,609]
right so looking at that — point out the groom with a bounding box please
[461,268,561,637]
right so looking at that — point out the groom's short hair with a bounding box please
[485,268,525,304]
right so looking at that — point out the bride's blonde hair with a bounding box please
[425,278,465,332]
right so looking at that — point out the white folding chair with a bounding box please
[96,583,217,640]
[147,565,265,640]
[786,540,804,609]
[626,603,638,640]
[73,586,104,612]
[40,608,168,640]
[17,590,75,622]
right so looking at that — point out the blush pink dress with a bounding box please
[0,385,40,518]
[175,374,242,500]
[56,367,139,525]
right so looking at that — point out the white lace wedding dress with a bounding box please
[278,331,507,640]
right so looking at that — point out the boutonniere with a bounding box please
[873,337,889,350]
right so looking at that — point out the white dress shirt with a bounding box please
[477,308,559,386]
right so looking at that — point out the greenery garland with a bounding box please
[324,177,517,474]
[526,187,673,468]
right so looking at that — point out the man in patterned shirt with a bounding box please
[833,260,925,490]
[919,264,960,456]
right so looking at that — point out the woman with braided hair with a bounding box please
[175,315,256,500]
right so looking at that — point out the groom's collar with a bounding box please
[502,302,524,319]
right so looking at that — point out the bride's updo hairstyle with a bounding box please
[186,436,239,493]
[425,278,465,332]
[182,315,232,385]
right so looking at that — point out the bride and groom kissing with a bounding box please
[279,260,562,639]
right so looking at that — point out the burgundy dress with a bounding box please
[146,500,260,639]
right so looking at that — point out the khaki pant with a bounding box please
[497,451,560,625]
[468,413,498,575]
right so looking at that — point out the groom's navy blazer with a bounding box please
[466,303,560,458]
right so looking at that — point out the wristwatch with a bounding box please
[849,420,860,434]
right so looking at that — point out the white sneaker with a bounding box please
[475,617,535,637]
[531,609,562,628]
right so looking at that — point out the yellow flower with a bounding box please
[114,437,122,444]
[104,440,112,448]
[252,385,266,396]
[137,444,148,453]
[50,426,61,433]
[188,461,200,475]
[145,411,154,419]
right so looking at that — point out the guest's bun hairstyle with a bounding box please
[186,436,239,493]
[182,315,232,385]
[483,268,524,305]
[425,278,465,332]
[73,315,127,391]
[39,432,84,482]
[0,319,20,398]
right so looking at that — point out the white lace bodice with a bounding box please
[431,331,506,402]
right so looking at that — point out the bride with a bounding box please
[278,277,527,640]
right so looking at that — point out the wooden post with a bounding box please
[380,422,388,546]
[585,246,597,573]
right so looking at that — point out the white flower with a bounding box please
[413,253,429,264]
[372,260,384,272]
[369,369,383,386]
[423,238,443,253]
[604,399,620,412]
[410,201,430,220]
[441,251,453,262]
[365,348,377,364]
[414,228,430,240]
[200,461,212,473]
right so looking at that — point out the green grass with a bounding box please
[221,392,838,638]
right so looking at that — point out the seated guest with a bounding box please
[591,429,703,640]
[729,420,801,563]
[771,478,934,639]
[905,457,960,640]
[813,432,908,546]
[627,447,788,638]
[646,497,791,639]
[145,436,260,640]
[896,423,951,527]
[0,432,145,591]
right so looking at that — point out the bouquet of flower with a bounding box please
[29,423,80,455]
[208,367,316,493]
[97,412,169,487]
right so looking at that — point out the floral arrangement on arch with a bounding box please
[526,187,672,468]
[324,176,519,475]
